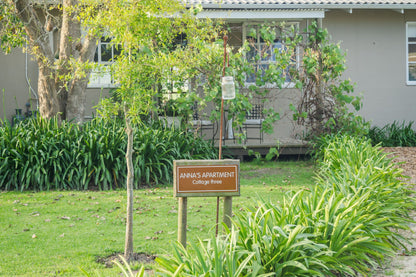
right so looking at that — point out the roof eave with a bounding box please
[196,8,326,19]
[188,3,416,10]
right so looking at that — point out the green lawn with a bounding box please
[0,160,315,276]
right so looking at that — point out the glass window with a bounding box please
[406,22,416,84]
[244,23,298,86]
[89,37,120,88]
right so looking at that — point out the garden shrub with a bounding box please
[157,135,414,276]
[157,229,265,277]
[0,117,217,191]
[367,121,416,147]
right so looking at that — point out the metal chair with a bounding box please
[242,100,264,143]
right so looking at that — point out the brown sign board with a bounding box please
[173,159,240,197]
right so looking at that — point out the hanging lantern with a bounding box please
[221,76,235,100]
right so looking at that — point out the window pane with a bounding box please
[246,45,257,62]
[94,46,99,62]
[272,41,283,60]
[113,45,121,59]
[101,43,112,62]
[259,64,269,77]
[244,23,298,85]
[408,23,416,41]
[246,72,256,83]
[409,44,416,62]
[285,64,295,82]
[409,63,416,81]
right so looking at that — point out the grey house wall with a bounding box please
[0,48,38,122]
[324,9,416,127]
[0,49,108,123]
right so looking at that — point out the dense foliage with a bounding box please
[0,117,217,191]
[243,21,368,138]
[157,135,414,276]
[367,121,416,147]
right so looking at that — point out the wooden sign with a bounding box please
[173,159,240,197]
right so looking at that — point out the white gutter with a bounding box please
[189,3,416,10]
[196,8,325,19]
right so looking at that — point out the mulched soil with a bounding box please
[370,147,416,277]
[383,147,416,185]
[96,252,156,268]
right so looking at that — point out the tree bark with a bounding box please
[15,0,60,119]
[124,106,134,262]
[66,32,97,122]
[38,64,60,119]
[57,0,97,123]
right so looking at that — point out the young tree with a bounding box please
[0,0,98,122]
[80,0,225,261]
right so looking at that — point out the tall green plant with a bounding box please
[368,121,416,147]
[0,117,217,191]
[231,202,337,276]
[157,228,272,277]
[157,135,414,276]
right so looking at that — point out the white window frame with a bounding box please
[88,38,119,88]
[242,22,299,88]
[406,22,416,85]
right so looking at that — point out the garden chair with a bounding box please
[242,99,264,143]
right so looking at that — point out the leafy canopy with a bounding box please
[0,1,27,54]
[78,0,222,121]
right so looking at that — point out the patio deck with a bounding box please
[214,138,310,160]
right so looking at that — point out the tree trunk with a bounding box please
[66,79,88,123]
[66,34,97,123]
[14,0,58,119]
[124,106,134,262]
[38,65,60,119]
[14,0,97,122]
[57,0,97,123]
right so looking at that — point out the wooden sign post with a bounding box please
[173,159,240,247]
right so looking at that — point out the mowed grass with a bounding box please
[0,160,315,276]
